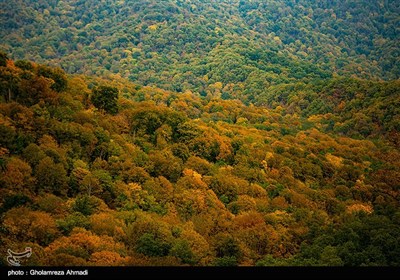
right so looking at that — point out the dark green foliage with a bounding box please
[37,65,67,92]
[136,233,171,257]
[213,256,238,266]
[171,143,190,161]
[256,255,293,266]
[147,151,183,183]
[129,105,187,138]
[257,78,400,140]
[170,239,195,265]
[267,184,284,199]
[0,194,31,213]
[15,60,33,71]
[299,213,400,266]
[73,196,95,216]
[214,234,241,259]
[91,86,119,114]
[0,124,16,150]
[0,67,21,102]
[56,212,90,234]
[1,0,398,100]
[0,51,8,67]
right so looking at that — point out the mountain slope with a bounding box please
[1,0,399,97]
[1,0,400,268]
[1,56,400,266]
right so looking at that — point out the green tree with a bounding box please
[0,51,8,66]
[15,60,33,71]
[319,246,343,266]
[214,234,242,260]
[0,67,21,102]
[37,65,67,92]
[56,212,91,234]
[170,239,195,265]
[91,86,119,114]
[73,195,98,216]
[135,233,171,257]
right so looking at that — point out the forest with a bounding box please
[1,0,399,97]
[1,53,399,266]
[0,0,399,267]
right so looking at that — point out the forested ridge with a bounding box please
[0,54,399,266]
[1,0,399,99]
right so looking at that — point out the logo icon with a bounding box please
[6,247,32,266]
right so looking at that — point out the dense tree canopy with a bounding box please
[0,57,399,266]
[0,0,399,269]
[91,85,119,114]
[1,0,398,101]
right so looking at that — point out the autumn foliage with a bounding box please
[1,56,399,267]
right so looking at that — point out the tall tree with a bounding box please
[0,51,8,66]
[91,85,119,114]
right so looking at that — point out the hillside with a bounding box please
[1,56,400,266]
[1,0,400,268]
[1,0,399,99]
